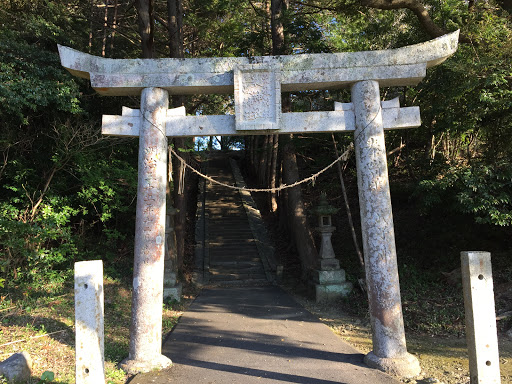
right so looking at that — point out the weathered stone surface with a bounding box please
[75,260,105,384]
[312,200,353,301]
[365,351,421,379]
[318,258,340,270]
[0,352,32,382]
[461,251,501,384]
[312,269,346,284]
[317,226,336,259]
[102,105,421,138]
[335,98,421,131]
[234,64,281,131]
[352,80,420,377]
[315,282,353,301]
[163,283,183,302]
[59,31,459,96]
[164,271,178,287]
[120,87,172,374]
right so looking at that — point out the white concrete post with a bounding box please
[120,87,173,374]
[461,251,501,384]
[351,80,420,378]
[75,260,105,384]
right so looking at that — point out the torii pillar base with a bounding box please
[120,355,173,376]
[365,352,420,378]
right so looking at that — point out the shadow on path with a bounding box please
[128,286,401,384]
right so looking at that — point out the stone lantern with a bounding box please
[311,193,353,302]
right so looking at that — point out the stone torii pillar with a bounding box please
[58,30,459,377]
[120,87,172,373]
[352,80,419,375]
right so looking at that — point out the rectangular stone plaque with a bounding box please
[234,64,281,131]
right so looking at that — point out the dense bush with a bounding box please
[417,162,512,226]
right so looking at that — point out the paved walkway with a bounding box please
[131,286,400,384]
[130,153,400,384]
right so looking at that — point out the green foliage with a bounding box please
[417,162,512,226]
[0,33,82,125]
[38,371,55,383]
[106,367,127,384]
[0,196,79,281]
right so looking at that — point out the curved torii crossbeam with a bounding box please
[60,32,459,380]
[59,30,458,95]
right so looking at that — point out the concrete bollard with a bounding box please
[461,251,501,384]
[75,260,105,384]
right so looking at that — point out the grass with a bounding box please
[0,276,189,383]
[289,288,512,384]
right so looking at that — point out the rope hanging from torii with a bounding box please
[168,142,354,193]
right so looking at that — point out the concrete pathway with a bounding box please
[130,285,400,384]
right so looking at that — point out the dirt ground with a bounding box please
[292,294,512,384]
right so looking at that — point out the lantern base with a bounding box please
[311,268,353,302]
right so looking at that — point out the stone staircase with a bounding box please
[194,153,278,286]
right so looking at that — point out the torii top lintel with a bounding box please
[58,31,459,97]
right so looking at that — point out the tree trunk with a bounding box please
[281,136,318,275]
[167,0,182,58]
[258,135,269,187]
[102,0,109,57]
[109,0,119,55]
[271,0,317,277]
[135,0,154,58]
[271,0,287,53]
[89,0,95,53]
[167,0,187,269]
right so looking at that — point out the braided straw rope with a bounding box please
[169,143,353,193]
[142,112,355,193]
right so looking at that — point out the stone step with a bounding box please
[209,242,257,247]
[207,279,271,288]
[209,255,261,262]
[210,261,264,268]
[209,272,267,281]
[208,232,254,237]
[209,252,260,259]
[209,231,253,236]
[209,241,256,247]
[208,221,249,226]
[210,260,263,267]
[208,237,255,242]
[210,267,265,275]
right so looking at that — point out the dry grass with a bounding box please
[293,294,512,384]
[0,278,188,383]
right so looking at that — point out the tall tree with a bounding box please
[135,0,154,57]
[272,0,318,276]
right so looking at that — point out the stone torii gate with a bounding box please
[59,31,458,377]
